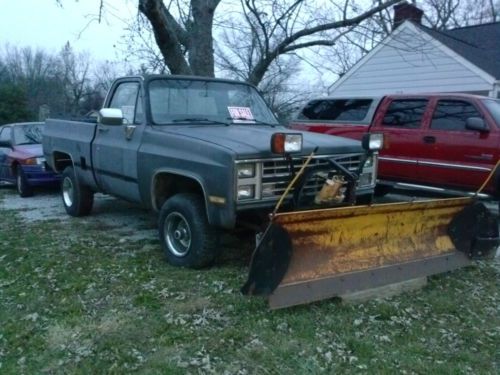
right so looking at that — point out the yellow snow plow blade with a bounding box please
[242,197,499,309]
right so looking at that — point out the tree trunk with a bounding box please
[189,0,219,77]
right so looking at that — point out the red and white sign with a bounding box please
[228,106,254,121]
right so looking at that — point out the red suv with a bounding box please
[290,94,500,196]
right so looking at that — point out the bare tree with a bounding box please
[0,43,119,119]
[114,0,401,83]
[59,43,95,116]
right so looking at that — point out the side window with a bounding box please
[431,100,482,131]
[109,82,140,124]
[0,127,11,144]
[297,99,373,121]
[382,99,428,128]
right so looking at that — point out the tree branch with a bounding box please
[282,39,336,53]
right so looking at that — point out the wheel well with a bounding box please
[53,152,73,173]
[153,173,205,210]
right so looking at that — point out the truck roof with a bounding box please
[115,74,259,89]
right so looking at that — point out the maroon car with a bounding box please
[0,122,60,197]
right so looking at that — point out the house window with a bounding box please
[382,99,427,128]
[297,99,373,121]
[431,100,481,131]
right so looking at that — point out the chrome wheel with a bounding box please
[62,176,74,207]
[164,212,192,257]
[16,173,22,194]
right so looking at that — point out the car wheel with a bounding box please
[159,193,219,268]
[16,168,33,198]
[61,166,94,217]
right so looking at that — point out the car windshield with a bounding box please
[483,99,500,125]
[148,79,279,125]
[13,123,44,145]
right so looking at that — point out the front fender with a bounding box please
[149,168,236,229]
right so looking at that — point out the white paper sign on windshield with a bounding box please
[228,106,254,122]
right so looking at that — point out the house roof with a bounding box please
[419,22,500,80]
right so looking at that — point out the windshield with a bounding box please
[13,123,44,145]
[483,99,500,125]
[148,79,279,125]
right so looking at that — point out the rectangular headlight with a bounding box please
[237,185,255,199]
[237,163,255,178]
[358,172,373,186]
[363,155,373,168]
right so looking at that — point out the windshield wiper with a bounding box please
[171,118,229,126]
[227,117,277,127]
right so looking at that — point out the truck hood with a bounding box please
[153,125,363,158]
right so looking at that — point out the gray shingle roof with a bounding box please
[418,22,500,79]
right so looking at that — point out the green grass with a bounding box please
[0,190,499,374]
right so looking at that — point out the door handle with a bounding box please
[423,136,436,144]
[124,125,136,140]
[98,127,109,133]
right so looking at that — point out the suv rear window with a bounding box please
[382,99,428,128]
[297,99,373,121]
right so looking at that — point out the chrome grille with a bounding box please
[261,154,362,198]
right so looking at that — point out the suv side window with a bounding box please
[431,100,482,131]
[297,99,373,121]
[382,99,428,128]
[109,82,140,124]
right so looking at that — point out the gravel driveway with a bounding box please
[0,187,158,242]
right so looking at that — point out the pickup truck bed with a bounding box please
[44,119,98,190]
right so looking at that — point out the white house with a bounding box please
[328,3,500,98]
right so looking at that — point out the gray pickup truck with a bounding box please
[43,75,379,268]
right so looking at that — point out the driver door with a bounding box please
[92,80,144,202]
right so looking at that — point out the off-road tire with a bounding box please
[61,166,94,217]
[159,193,218,269]
[16,168,33,198]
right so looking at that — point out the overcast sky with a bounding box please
[0,0,136,61]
